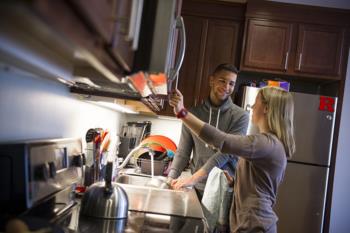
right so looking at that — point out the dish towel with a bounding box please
[201,167,233,233]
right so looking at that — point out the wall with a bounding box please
[123,114,182,145]
[0,66,125,146]
[329,49,350,233]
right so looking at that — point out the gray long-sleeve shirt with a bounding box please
[200,124,287,233]
[168,97,249,191]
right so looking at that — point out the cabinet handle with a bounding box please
[168,16,186,83]
[127,0,137,41]
[298,53,303,70]
[127,0,144,50]
[284,52,289,71]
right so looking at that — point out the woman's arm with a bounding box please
[170,89,276,159]
[169,89,205,136]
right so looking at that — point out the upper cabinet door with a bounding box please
[177,15,206,109]
[242,19,292,72]
[70,0,117,43]
[110,0,134,72]
[199,19,242,103]
[295,24,344,77]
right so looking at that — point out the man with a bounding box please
[168,63,249,199]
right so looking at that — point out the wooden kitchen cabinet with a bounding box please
[176,15,205,109]
[156,0,245,116]
[241,19,346,79]
[198,19,242,104]
[68,0,117,43]
[110,0,134,72]
[30,0,123,75]
[294,24,344,76]
[68,0,134,72]
[242,19,292,72]
[241,0,349,80]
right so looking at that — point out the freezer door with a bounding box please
[241,86,260,135]
[292,92,336,165]
[274,162,329,233]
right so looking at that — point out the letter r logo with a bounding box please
[319,96,335,112]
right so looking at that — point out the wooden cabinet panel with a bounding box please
[110,0,134,72]
[241,0,350,80]
[242,19,292,72]
[158,0,245,116]
[199,19,241,103]
[69,0,117,43]
[295,24,344,76]
[177,15,206,109]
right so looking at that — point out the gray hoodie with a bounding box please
[168,97,249,191]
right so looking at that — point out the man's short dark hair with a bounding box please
[213,63,239,76]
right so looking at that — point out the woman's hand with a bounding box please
[170,177,195,190]
[169,89,184,114]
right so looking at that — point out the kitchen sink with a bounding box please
[114,173,204,219]
[116,174,170,189]
[116,174,152,186]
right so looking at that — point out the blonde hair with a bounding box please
[259,86,296,158]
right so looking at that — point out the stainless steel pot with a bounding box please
[80,162,128,219]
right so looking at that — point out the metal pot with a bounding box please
[80,162,128,219]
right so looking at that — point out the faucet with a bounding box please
[117,144,172,188]
[117,144,156,175]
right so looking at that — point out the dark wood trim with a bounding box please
[323,30,350,233]
[246,0,350,27]
[195,19,209,106]
[182,0,246,21]
[240,66,342,81]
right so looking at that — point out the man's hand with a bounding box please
[166,177,174,186]
[170,177,196,190]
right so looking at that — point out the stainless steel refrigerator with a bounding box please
[241,86,337,233]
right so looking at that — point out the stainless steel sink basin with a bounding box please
[115,173,204,219]
[116,174,152,186]
[116,174,170,189]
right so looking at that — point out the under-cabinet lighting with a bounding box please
[157,115,179,121]
[94,101,139,114]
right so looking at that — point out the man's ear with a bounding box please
[209,75,215,87]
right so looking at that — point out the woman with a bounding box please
[169,86,295,233]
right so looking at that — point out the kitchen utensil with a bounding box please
[128,71,152,97]
[140,135,177,156]
[80,162,129,219]
[148,72,167,96]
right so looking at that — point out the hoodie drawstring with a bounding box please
[208,106,221,128]
[206,107,221,147]
[216,108,221,129]
[208,106,212,127]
